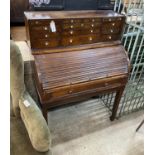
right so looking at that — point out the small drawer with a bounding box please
[90,18,101,22]
[29,19,61,26]
[61,34,100,46]
[29,20,50,26]
[30,31,60,39]
[62,22,102,30]
[31,39,60,49]
[101,34,120,42]
[102,27,120,34]
[82,18,101,23]
[62,28,100,36]
[102,17,123,22]
[102,21,122,28]
[61,37,80,46]
[30,25,61,32]
[63,19,82,24]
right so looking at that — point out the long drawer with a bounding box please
[43,76,127,101]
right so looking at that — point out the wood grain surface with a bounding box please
[34,45,129,104]
[24,10,125,52]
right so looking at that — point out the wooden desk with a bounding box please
[24,10,129,122]
[33,45,129,122]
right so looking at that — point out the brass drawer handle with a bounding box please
[70,30,73,35]
[89,37,92,41]
[44,26,48,30]
[45,42,49,46]
[45,34,48,38]
[69,39,73,43]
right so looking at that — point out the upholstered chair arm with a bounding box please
[19,91,51,152]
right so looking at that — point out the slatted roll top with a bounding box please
[34,45,129,92]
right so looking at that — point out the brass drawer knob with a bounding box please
[112,23,115,26]
[44,26,48,30]
[109,36,111,39]
[109,18,112,21]
[81,23,84,27]
[90,30,93,33]
[45,34,48,38]
[111,29,113,33]
[119,18,122,20]
[70,25,74,28]
[35,21,39,24]
[89,37,92,41]
[70,30,73,35]
[71,20,74,23]
[45,42,49,46]
[92,19,95,22]
[69,39,73,43]
[91,24,94,27]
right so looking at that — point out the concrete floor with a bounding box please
[11,26,144,155]
[48,99,143,155]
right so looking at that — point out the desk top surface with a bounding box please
[34,45,129,91]
[24,10,124,20]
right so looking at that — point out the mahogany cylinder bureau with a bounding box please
[24,10,130,122]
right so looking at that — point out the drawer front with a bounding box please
[30,25,61,32]
[63,18,101,24]
[62,28,100,36]
[31,39,60,49]
[69,77,127,95]
[62,22,102,30]
[101,34,121,42]
[29,19,61,27]
[61,34,101,46]
[30,31,60,40]
[49,76,127,99]
[102,17,124,22]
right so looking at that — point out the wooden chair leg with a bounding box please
[110,86,125,121]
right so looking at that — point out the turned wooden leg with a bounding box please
[110,86,125,121]
[42,106,48,123]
